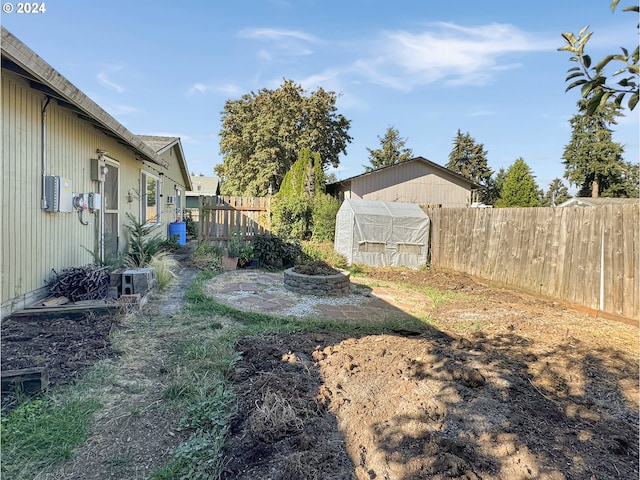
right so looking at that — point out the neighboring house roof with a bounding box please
[328,156,480,189]
[1,27,169,169]
[558,197,639,207]
[138,135,193,190]
[187,176,220,196]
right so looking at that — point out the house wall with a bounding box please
[345,161,472,207]
[1,70,186,318]
[151,144,190,225]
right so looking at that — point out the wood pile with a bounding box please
[48,265,111,302]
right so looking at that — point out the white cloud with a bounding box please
[238,28,318,43]
[238,27,318,59]
[354,22,557,90]
[188,82,244,97]
[97,66,125,93]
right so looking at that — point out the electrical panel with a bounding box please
[90,158,107,182]
[44,176,73,213]
[88,192,101,211]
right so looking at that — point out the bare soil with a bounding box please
[1,312,119,408]
[2,266,638,480]
[221,269,639,480]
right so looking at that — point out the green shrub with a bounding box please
[185,211,198,238]
[124,213,164,267]
[271,195,313,240]
[227,234,254,266]
[311,193,340,242]
[300,241,347,269]
[252,234,301,269]
[191,243,223,271]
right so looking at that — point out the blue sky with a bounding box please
[3,0,638,192]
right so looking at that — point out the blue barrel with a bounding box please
[169,222,186,245]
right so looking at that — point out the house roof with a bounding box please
[327,156,480,189]
[138,135,193,190]
[558,197,639,207]
[1,27,169,169]
[138,135,180,155]
[187,176,220,196]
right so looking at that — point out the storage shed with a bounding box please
[334,199,430,269]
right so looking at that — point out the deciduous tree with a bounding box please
[215,79,352,195]
[559,0,639,114]
[364,126,413,172]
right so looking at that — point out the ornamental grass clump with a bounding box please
[148,251,179,290]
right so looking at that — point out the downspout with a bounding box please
[41,96,51,209]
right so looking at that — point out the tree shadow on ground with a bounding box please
[363,330,639,479]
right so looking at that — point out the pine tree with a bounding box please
[484,167,506,206]
[495,158,540,207]
[364,126,413,172]
[541,178,571,207]
[446,130,493,202]
[562,100,627,197]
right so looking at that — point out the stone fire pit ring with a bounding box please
[283,267,351,296]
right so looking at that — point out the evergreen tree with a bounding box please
[562,100,627,197]
[541,178,571,207]
[484,167,506,206]
[495,158,540,207]
[364,126,413,172]
[278,148,325,198]
[446,129,493,202]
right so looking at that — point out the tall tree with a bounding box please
[215,79,352,196]
[495,158,540,207]
[484,167,506,206]
[559,1,639,114]
[446,130,493,202]
[541,178,571,206]
[562,100,627,197]
[364,126,413,172]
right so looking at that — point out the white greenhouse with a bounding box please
[334,199,430,269]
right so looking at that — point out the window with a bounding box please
[358,241,386,253]
[396,243,423,255]
[141,171,160,224]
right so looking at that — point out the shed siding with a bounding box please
[348,161,472,207]
[1,71,189,314]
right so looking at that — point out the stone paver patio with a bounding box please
[201,270,434,323]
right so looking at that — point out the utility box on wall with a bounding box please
[44,176,73,212]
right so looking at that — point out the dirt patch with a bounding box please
[1,313,118,408]
[221,269,639,480]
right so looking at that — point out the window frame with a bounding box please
[140,170,161,225]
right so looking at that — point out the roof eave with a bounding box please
[1,27,169,169]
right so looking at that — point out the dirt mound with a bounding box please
[222,327,638,480]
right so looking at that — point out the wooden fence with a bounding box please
[199,195,271,247]
[424,204,639,321]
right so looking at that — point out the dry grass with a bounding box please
[282,451,323,480]
[248,390,304,443]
